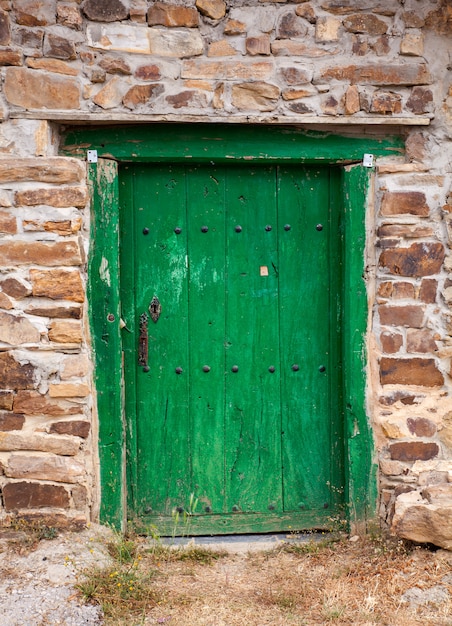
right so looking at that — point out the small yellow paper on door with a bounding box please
[260,266,269,276]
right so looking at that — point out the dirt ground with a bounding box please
[1,525,452,626]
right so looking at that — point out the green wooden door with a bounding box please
[120,162,344,534]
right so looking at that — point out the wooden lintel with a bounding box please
[9,110,431,126]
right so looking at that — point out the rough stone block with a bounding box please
[224,19,246,35]
[380,458,405,476]
[71,484,87,509]
[0,157,85,184]
[57,4,83,30]
[0,278,30,299]
[406,329,438,354]
[0,211,16,234]
[392,282,416,299]
[319,0,398,16]
[379,305,424,328]
[5,454,86,483]
[135,64,161,81]
[48,320,83,344]
[232,82,280,111]
[401,31,424,56]
[3,481,70,510]
[24,304,82,319]
[287,102,313,114]
[0,412,25,431]
[343,13,388,34]
[195,0,226,20]
[315,16,341,41]
[390,442,439,462]
[0,391,14,411]
[0,311,40,345]
[380,243,445,277]
[318,63,431,86]
[0,353,36,390]
[0,241,83,267]
[12,27,44,55]
[392,490,452,549]
[13,390,81,417]
[26,58,78,76]
[295,3,316,23]
[166,90,207,109]
[0,48,23,66]
[98,57,131,76]
[14,0,56,26]
[345,84,360,114]
[15,186,87,208]
[49,420,91,438]
[48,383,90,398]
[82,0,128,22]
[378,224,433,238]
[93,76,126,109]
[272,40,338,57]
[277,12,307,38]
[4,67,80,109]
[0,292,14,310]
[282,88,315,101]
[280,67,312,85]
[130,0,147,23]
[419,279,437,304]
[407,417,436,437]
[0,432,80,455]
[246,36,270,56]
[0,8,10,45]
[30,269,84,303]
[370,91,402,114]
[380,331,403,354]
[380,357,444,387]
[43,33,76,60]
[182,60,273,80]
[123,83,164,109]
[403,11,425,28]
[407,87,433,115]
[148,28,203,58]
[148,3,198,27]
[86,24,150,54]
[60,354,90,380]
[209,40,237,56]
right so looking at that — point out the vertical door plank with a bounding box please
[278,166,332,512]
[186,165,226,515]
[225,165,282,514]
[133,165,190,515]
[88,159,124,528]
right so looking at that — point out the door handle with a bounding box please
[138,312,149,372]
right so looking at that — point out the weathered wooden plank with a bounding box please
[342,165,377,531]
[132,164,191,516]
[87,159,124,528]
[278,166,336,513]
[132,508,338,536]
[18,110,430,125]
[62,124,404,163]
[186,165,226,515]
[225,165,282,515]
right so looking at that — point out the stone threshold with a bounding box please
[9,111,431,126]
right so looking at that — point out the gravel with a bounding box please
[0,524,113,626]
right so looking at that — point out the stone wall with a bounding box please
[0,0,451,542]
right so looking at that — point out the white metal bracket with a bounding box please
[363,153,374,168]
[87,150,98,163]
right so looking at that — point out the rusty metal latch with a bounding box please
[138,312,149,372]
[149,296,162,323]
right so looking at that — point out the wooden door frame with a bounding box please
[62,124,403,531]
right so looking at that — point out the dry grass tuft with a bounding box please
[77,532,452,625]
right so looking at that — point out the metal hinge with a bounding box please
[363,153,374,168]
[87,150,98,163]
